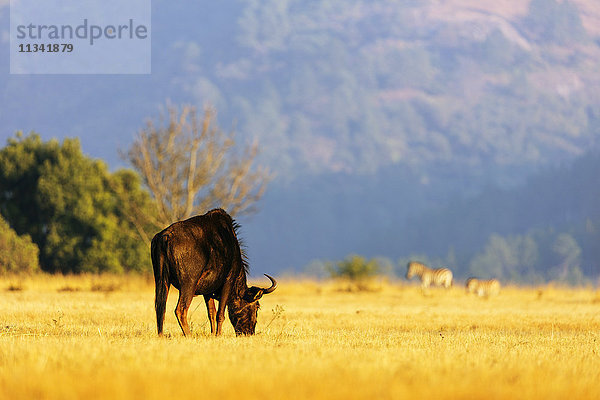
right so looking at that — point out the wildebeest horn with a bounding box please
[262,274,277,294]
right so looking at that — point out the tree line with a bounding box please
[0,104,270,274]
[306,149,600,286]
[306,228,588,286]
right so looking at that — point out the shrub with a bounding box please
[327,254,380,281]
[0,214,40,274]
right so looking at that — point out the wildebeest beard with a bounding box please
[228,298,260,335]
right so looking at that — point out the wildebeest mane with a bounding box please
[231,219,250,276]
[206,208,249,275]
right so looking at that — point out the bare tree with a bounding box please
[126,103,271,232]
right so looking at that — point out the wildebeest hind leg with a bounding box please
[155,283,169,336]
[204,295,217,335]
[175,288,194,337]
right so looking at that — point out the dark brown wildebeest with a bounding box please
[151,208,277,337]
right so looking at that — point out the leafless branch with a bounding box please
[126,103,271,230]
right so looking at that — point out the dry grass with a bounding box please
[0,275,599,399]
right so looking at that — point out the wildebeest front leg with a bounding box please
[175,287,194,337]
[204,295,217,335]
[215,281,233,336]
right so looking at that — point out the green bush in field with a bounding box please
[0,214,39,274]
[327,254,380,281]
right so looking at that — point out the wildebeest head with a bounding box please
[228,274,277,335]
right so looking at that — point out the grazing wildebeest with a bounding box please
[151,208,277,337]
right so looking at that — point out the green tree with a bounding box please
[549,233,583,284]
[327,254,380,281]
[469,234,519,279]
[0,132,151,273]
[0,213,40,274]
[515,235,540,281]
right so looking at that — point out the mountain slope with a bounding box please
[1,0,599,180]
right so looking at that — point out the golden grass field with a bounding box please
[0,274,599,400]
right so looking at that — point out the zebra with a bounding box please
[405,261,453,289]
[465,278,500,297]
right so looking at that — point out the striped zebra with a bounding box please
[465,278,500,297]
[405,261,453,289]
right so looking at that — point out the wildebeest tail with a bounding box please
[151,234,170,336]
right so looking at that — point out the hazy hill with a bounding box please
[1,0,599,179]
[193,0,600,180]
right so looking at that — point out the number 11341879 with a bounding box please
[18,43,74,52]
